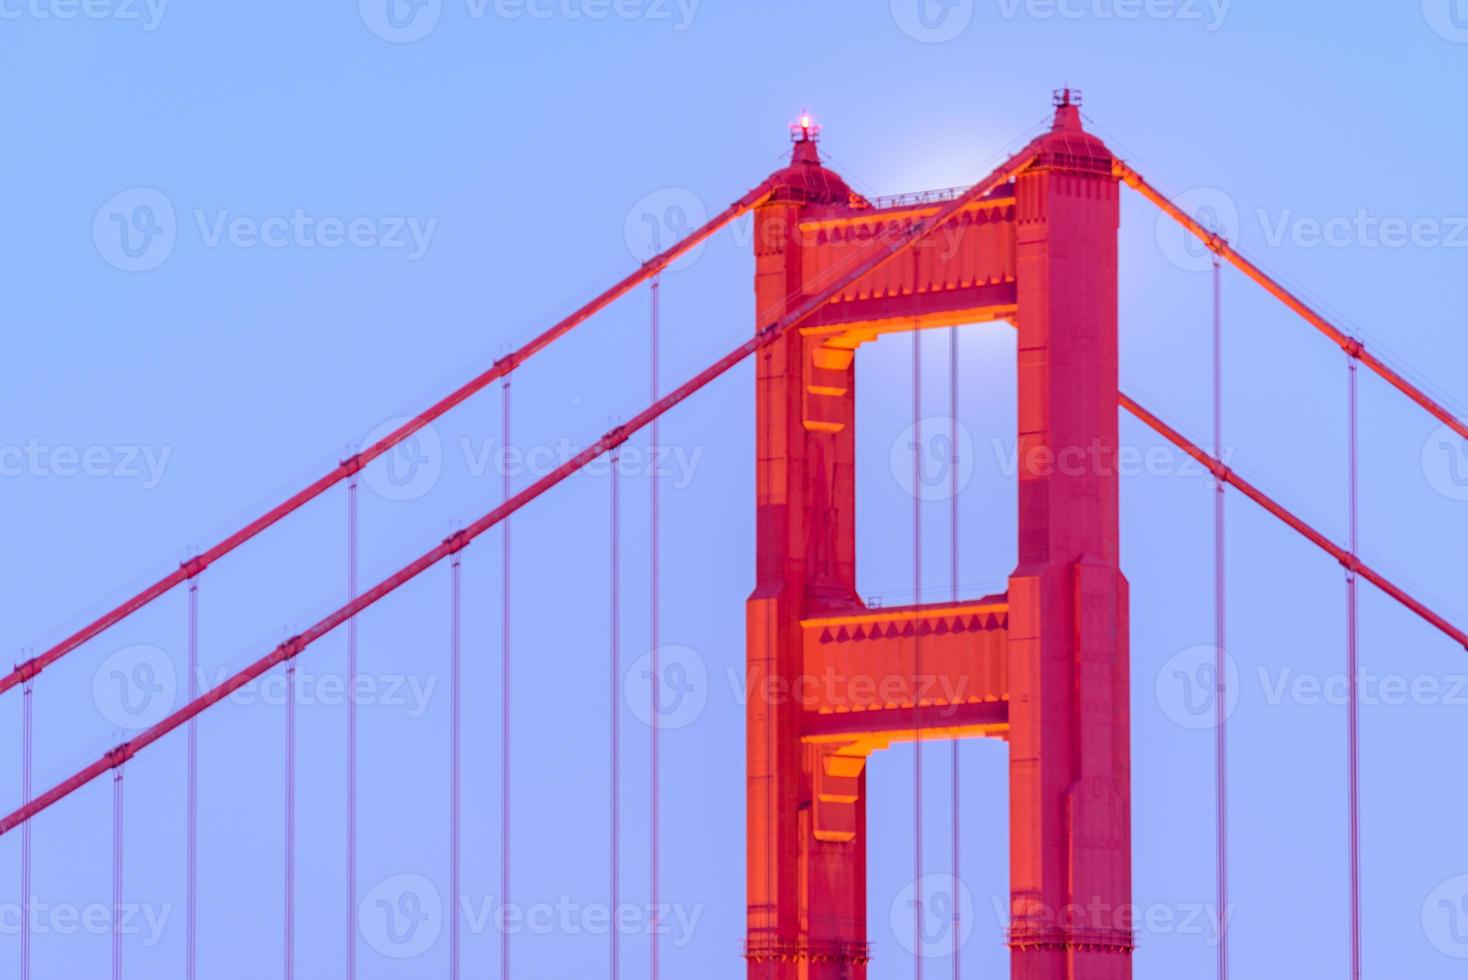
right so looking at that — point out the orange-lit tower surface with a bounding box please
[745,94,1133,979]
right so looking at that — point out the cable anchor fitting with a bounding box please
[15,656,40,684]
[605,425,632,453]
[281,635,306,661]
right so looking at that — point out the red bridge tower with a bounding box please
[745,93,1133,980]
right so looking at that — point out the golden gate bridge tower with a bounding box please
[745,91,1132,979]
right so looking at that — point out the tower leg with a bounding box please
[746,184,867,978]
[1008,103,1133,980]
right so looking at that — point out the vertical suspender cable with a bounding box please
[112,765,124,980]
[285,661,296,980]
[913,327,924,980]
[611,448,622,980]
[1212,253,1230,980]
[186,575,198,979]
[1346,357,1362,980]
[186,577,198,980]
[649,274,662,980]
[501,375,513,980]
[20,670,33,980]
[949,324,961,979]
[347,475,360,980]
[450,551,463,980]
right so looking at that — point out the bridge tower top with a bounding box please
[766,110,852,204]
[1053,86,1083,130]
[1035,86,1114,174]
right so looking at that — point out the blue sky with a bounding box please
[2,1,1467,978]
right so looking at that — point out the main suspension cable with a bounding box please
[1116,160,1467,441]
[0,146,1040,839]
[3,182,778,700]
[1120,395,1468,651]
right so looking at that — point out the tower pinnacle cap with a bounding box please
[1052,87,1083,131]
